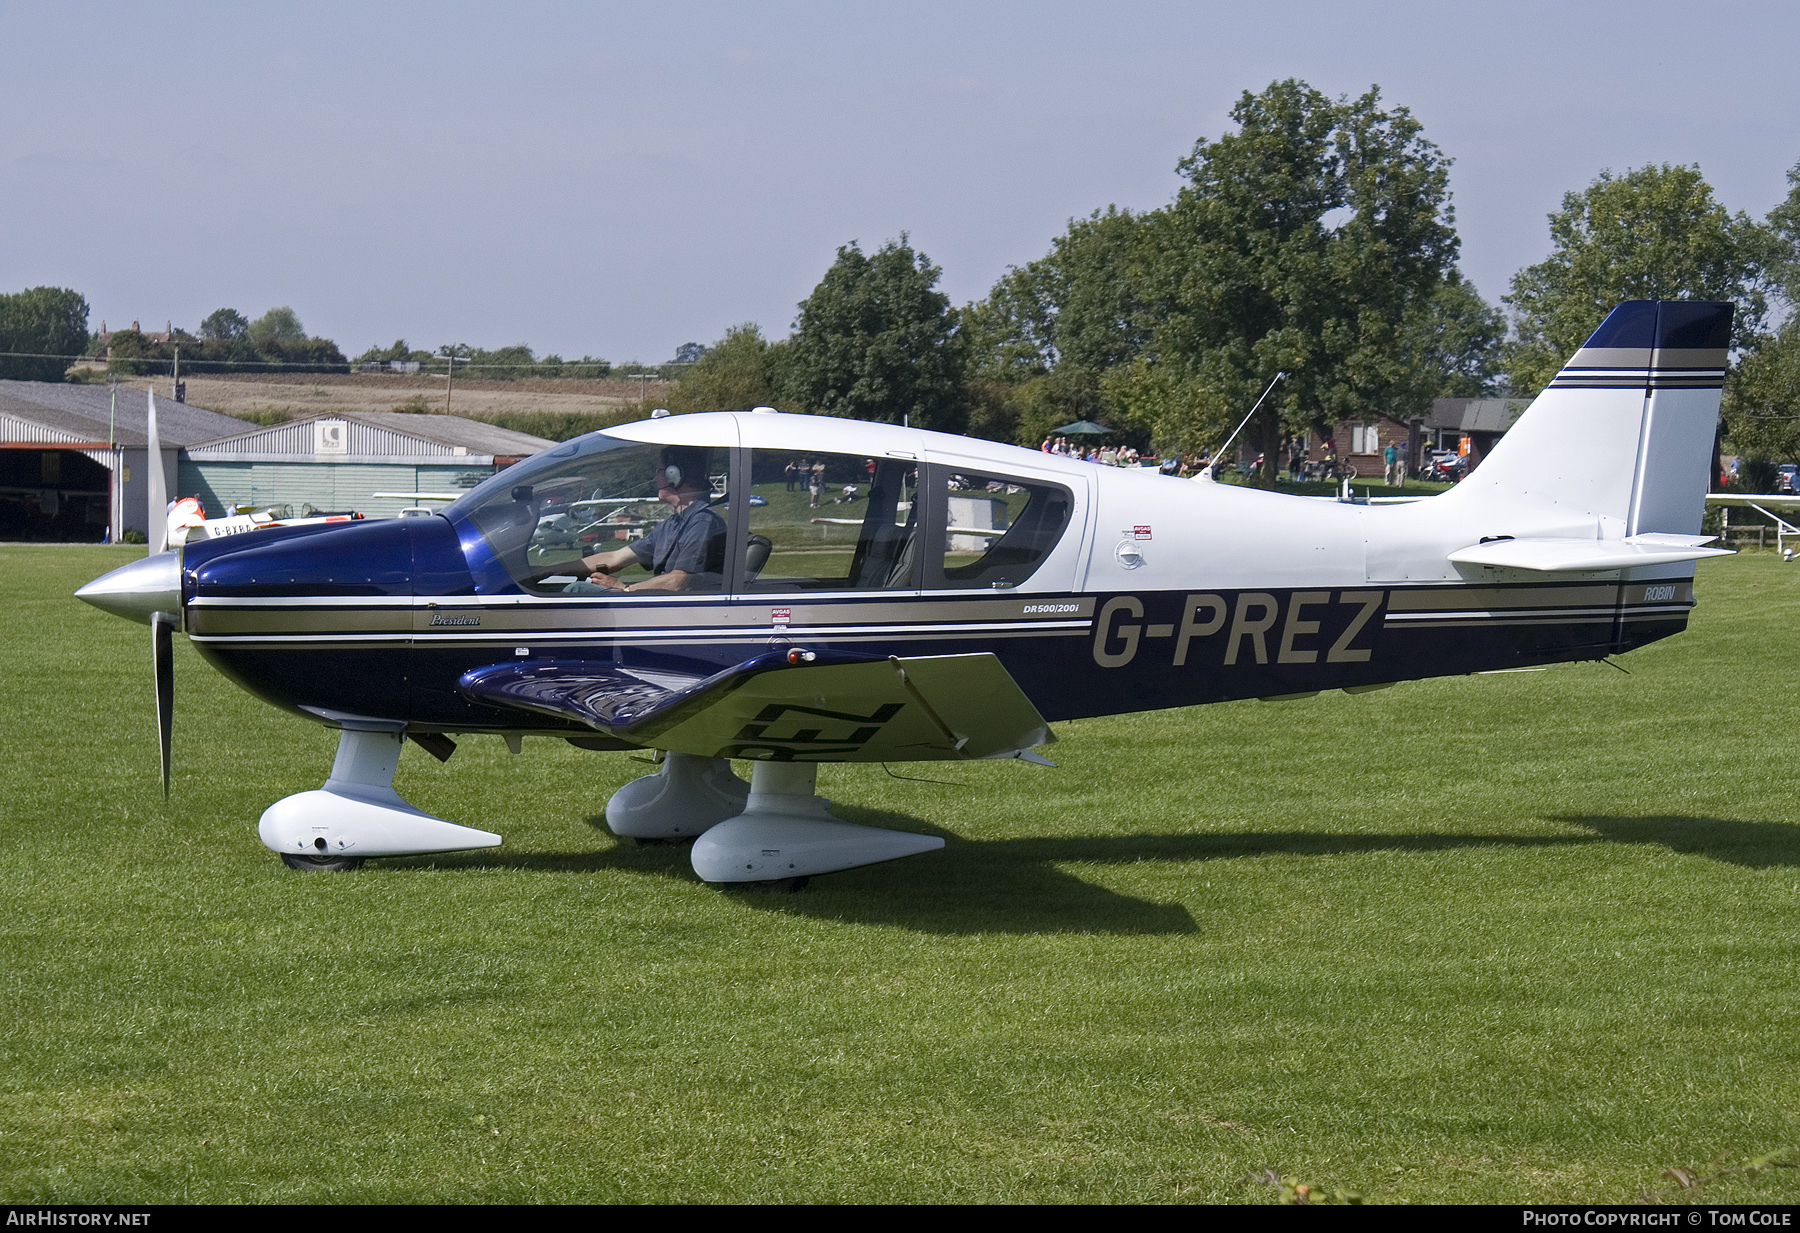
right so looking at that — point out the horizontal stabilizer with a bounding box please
[459,650,1053,763]
[1448,535,1732,572]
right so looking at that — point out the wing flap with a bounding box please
[459,651,1052,763]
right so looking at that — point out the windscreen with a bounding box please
[446,433,727,594]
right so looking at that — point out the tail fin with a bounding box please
[1457,300,1731,536]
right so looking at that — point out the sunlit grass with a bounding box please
[2,546,1798,1202]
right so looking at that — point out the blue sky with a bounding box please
[3,1,1795,362]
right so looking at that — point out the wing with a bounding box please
[1705,494,1800,510]
[458,650,1054,763]
[1447,534,1732,572]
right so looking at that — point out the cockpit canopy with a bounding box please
[446,426,1075,596]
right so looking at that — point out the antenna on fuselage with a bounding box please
[1199,371,1286,482]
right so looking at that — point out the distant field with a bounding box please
[113,372,667,426]
[3,547,1799,1203]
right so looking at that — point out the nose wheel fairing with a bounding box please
[258,730,501,865]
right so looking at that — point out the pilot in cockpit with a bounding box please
[563,447,725,594]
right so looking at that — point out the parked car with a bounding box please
[1777,463,1798,493]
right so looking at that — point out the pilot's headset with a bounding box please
[657,447,707,495]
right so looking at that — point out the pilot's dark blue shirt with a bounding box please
[629,499,725,579]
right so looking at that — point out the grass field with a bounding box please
[4,545,1799,1203]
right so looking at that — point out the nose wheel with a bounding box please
[279,852,366,873]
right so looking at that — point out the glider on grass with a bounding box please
[77,300,1734,887]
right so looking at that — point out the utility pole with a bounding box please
[437,346,469,414]
[108,379,119,544]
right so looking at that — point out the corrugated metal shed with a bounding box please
[0,412,102,446]
[0,380,258,447]
[0,381,256,541]
[178,459,494,516]
[191,411,552,461]
[1,383,557,533]
[180,412,552,520]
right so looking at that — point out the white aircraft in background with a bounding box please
[1705,492,1800,559]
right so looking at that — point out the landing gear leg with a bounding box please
[690,761,943,885]
[259,728,502,869]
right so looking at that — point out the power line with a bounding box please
[0,349,686,374]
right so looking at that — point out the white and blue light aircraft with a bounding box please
[76,300,1734,888]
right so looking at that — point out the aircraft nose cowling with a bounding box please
[75,551,182,626]
[187,516,421,599]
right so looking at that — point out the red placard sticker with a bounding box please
[771,607,791,624]
[1133,525,1152,540]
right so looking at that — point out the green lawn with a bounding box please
[3,544,1799,1203]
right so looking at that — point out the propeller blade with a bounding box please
[147,390,168,553]
[152,611,173,796]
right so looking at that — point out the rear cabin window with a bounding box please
[741,449,921,591]
[930,469,1072,590]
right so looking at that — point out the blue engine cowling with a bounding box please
[182,517,475,724]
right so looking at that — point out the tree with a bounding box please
[200,308,248,341]
[1505,164,1772,395]
[667,323,788,414]
[354,339,434,366]
[1139,80,1460,484]
[785,237,967,431]
[1396,272,1507,400]
[673,342,709,364]
[1097,357,1219,456]
[248,306,307,348]
[468,344,538,379]
[1724,318,1800,465]
[1769,161,1800,299]
[0,286,89,382]
[966,206,1150,385]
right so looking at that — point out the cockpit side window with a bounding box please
[739,449,920,592]
[925,467,1072,590]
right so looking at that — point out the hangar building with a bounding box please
[0,383,555,540]
[0,380,256,542]
[180,411,554,520]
